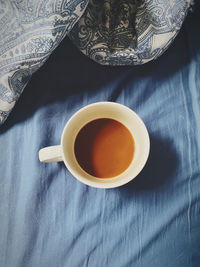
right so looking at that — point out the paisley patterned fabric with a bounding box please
[69,0,192,65]
[0,0,89,124]
[0,0,193,125]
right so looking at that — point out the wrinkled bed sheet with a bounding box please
[0,4,200,267]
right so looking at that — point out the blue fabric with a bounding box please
[0,3,200,267]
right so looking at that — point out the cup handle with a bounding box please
[39,145,63,162]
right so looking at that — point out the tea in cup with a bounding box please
[39,102,150,188]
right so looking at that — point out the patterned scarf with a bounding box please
[0,0,193,125]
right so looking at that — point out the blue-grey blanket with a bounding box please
[0,3,200,267]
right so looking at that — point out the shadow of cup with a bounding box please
[118,134,179,195]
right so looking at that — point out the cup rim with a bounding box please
[60,101,150,188]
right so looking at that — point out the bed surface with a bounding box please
[0,5,200,267]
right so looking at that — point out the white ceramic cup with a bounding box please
[39,102,150,188]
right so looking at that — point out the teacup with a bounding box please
[39,102,150,188]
